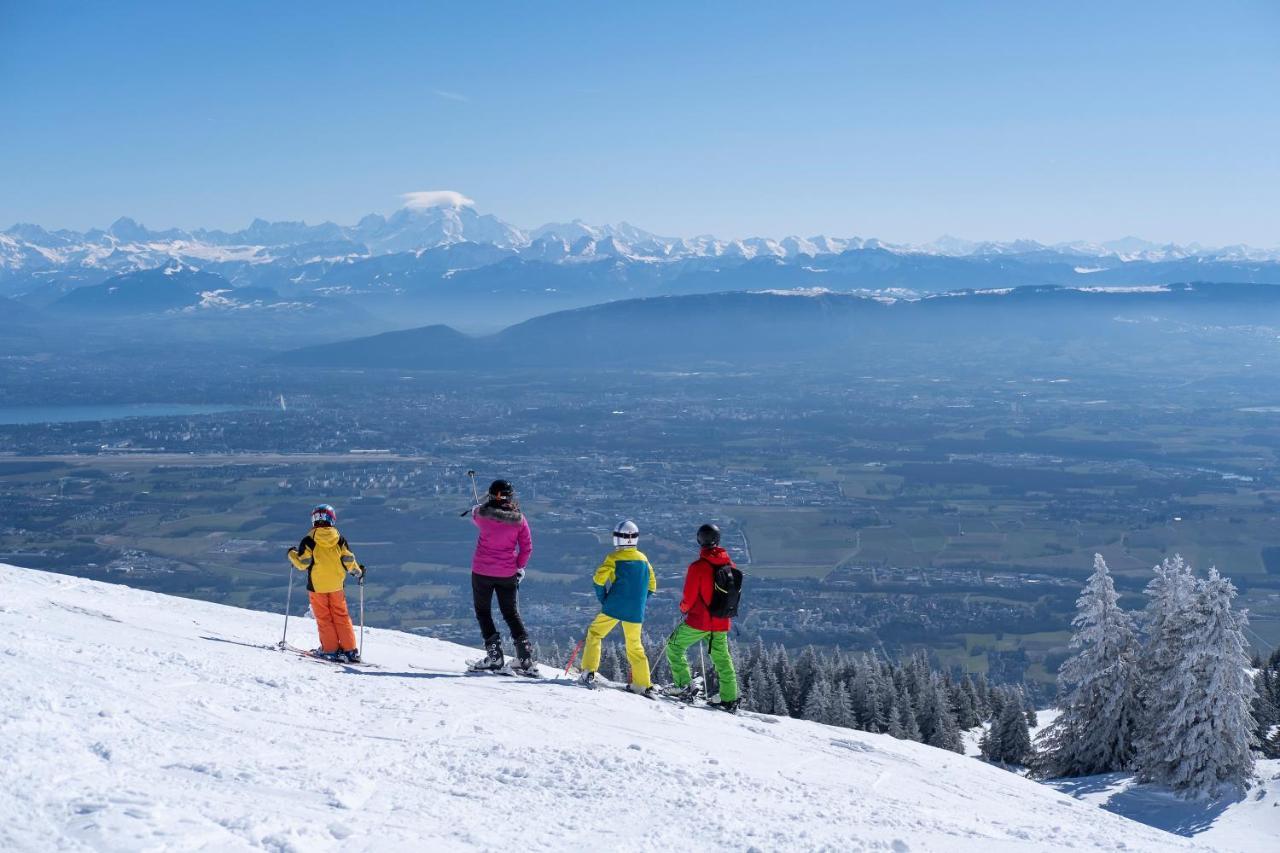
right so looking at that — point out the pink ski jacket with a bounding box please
[471,502,533,577]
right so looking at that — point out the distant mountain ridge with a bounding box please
[276,281,1280,370]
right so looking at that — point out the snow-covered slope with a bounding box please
[967,711,1279,852]
[0,565,1223,852]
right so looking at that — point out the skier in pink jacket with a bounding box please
[468,479,535,672]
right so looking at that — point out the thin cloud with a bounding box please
[401,190,475,210]
[433,90,469,103]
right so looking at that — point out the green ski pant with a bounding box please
[665,623,738,702]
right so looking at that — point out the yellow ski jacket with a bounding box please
[288,525,361,594]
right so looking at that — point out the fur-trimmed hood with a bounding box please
[476,503,524,525]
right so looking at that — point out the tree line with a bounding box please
[542,634,1036,756]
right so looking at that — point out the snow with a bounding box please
[0,564,1234,852]
[1046,762,1280,853]
[1072,285,1171,294]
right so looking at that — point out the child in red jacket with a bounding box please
[664,523,741,712]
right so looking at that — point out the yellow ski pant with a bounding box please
[581,612,652,689]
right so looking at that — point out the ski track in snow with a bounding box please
[0,565,1240,852]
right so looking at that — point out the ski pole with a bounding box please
[460,470,482,516]
[564,635,586,676]
[358,567,366,654]
[698,640,708,699]
[652,613,685,672]
[279,561,296,649]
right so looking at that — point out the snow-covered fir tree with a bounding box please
[1036,554,1142,778]
[1138,568,1257,797]
[981,687,1034,767]
[1249,647,1280,758]
[895,681,922,741]
[1135,554,1198,770]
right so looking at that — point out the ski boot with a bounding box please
[628,683,657,700]
[338,648,361,664]
[513,637,537,674]
[310,647,341,662]
[580,670,598,689]
[468,637,506,671]
[663,677,703,702]
[707,695,740,714]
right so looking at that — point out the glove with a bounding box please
[594,585,607,606]
[515,569,525,585]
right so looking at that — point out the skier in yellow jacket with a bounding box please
[287,504,364,662]
[579,520,657,697]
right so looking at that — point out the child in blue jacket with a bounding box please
[579,520,657,696]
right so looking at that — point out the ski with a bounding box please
[282,643,379,669]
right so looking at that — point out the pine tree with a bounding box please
[982,688,1034,766]
[1136,554,1198,769]
[748,655,777,714]
[897,681,922,741]
[830,682,857,729]
[915,676,962,753]
[795,645,822,712]
[1036,554,1142,778]
[959,675,983,728]
[802,678,833,723]
[951,679,981,729]
[770,676,790,719]
[1139,569,1257,797]
[974,672,993,718]
[776,648,802,717]
[602,645,623,682]
[887,696,908,739]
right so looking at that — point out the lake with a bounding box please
[0,404,243,425]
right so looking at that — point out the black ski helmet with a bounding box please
[488,479,514,499]
[697,523,721,548]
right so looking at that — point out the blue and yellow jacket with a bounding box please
[593,546,657,624]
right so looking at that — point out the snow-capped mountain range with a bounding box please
[4,202,1277,283]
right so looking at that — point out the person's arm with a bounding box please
[593,554,616,605]
[679,562,699,613]
[339,537,362,576]
[516,518,533,569]
[647,560,657,599]
[287,536,314,571]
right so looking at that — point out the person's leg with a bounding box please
[580,612,618,673]
[494,576,528,642]
[471,574,499,643]
[329,591,357,651]
[309,591,338,652]
[708,631,738,702]
[621,621,652,688]
[664,624,706,688]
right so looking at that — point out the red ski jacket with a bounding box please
[680,546,735,632]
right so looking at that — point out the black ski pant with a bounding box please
[471,572,527,646]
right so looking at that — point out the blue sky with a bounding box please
[1,1,1277,245]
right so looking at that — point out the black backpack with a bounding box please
[707,561,744,619]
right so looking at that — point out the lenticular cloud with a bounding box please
[402,190,475,210]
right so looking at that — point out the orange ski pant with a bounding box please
[309,590,357,652]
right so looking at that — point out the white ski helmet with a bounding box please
[612,519,639,548]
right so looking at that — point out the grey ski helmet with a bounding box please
[696,523,721,548]
[613,519,639,548]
